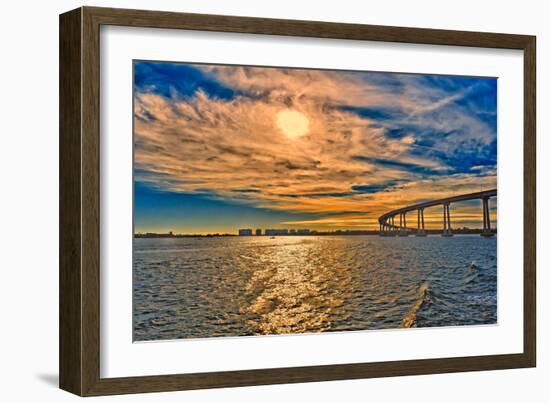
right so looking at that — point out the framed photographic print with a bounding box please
[59,6,536,396]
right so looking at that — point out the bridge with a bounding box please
[378,189,497,237]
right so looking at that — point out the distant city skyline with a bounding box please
[134,61,497,234]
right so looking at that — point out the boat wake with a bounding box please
[401,283,431,328]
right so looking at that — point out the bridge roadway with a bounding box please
[378,189,497,237]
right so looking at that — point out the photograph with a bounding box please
[132,61,498,342]
[48,2,540,398]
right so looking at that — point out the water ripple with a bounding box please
[133,235,497,341]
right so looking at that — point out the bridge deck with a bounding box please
[378,189,497,225]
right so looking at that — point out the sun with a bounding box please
[276,109,310,139]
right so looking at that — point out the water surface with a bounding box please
[133,235,496,341]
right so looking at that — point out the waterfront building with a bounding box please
[238,229,253,236]
[265,229,289,236]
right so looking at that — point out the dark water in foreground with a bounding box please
[133,235,496,341]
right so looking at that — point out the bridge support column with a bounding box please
[416,208,426,236]
[442,203,453,237]
[481,197,494,237]
[398,212,408,236]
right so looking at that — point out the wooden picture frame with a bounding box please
[59,6,536,396]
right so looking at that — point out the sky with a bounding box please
[133,60,497,234]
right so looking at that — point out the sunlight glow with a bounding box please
[276,109,310,139]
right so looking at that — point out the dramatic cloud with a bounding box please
[134,61,497,230]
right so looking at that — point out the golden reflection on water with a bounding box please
[133,235,497,341]
[240,238,352,334]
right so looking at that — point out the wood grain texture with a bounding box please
[59,8,82,396]
[81,6,102,396]
[87,6,532,49]
[523,37,536,367]
[59,6,537,396]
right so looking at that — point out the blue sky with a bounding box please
[133,61,497,233]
